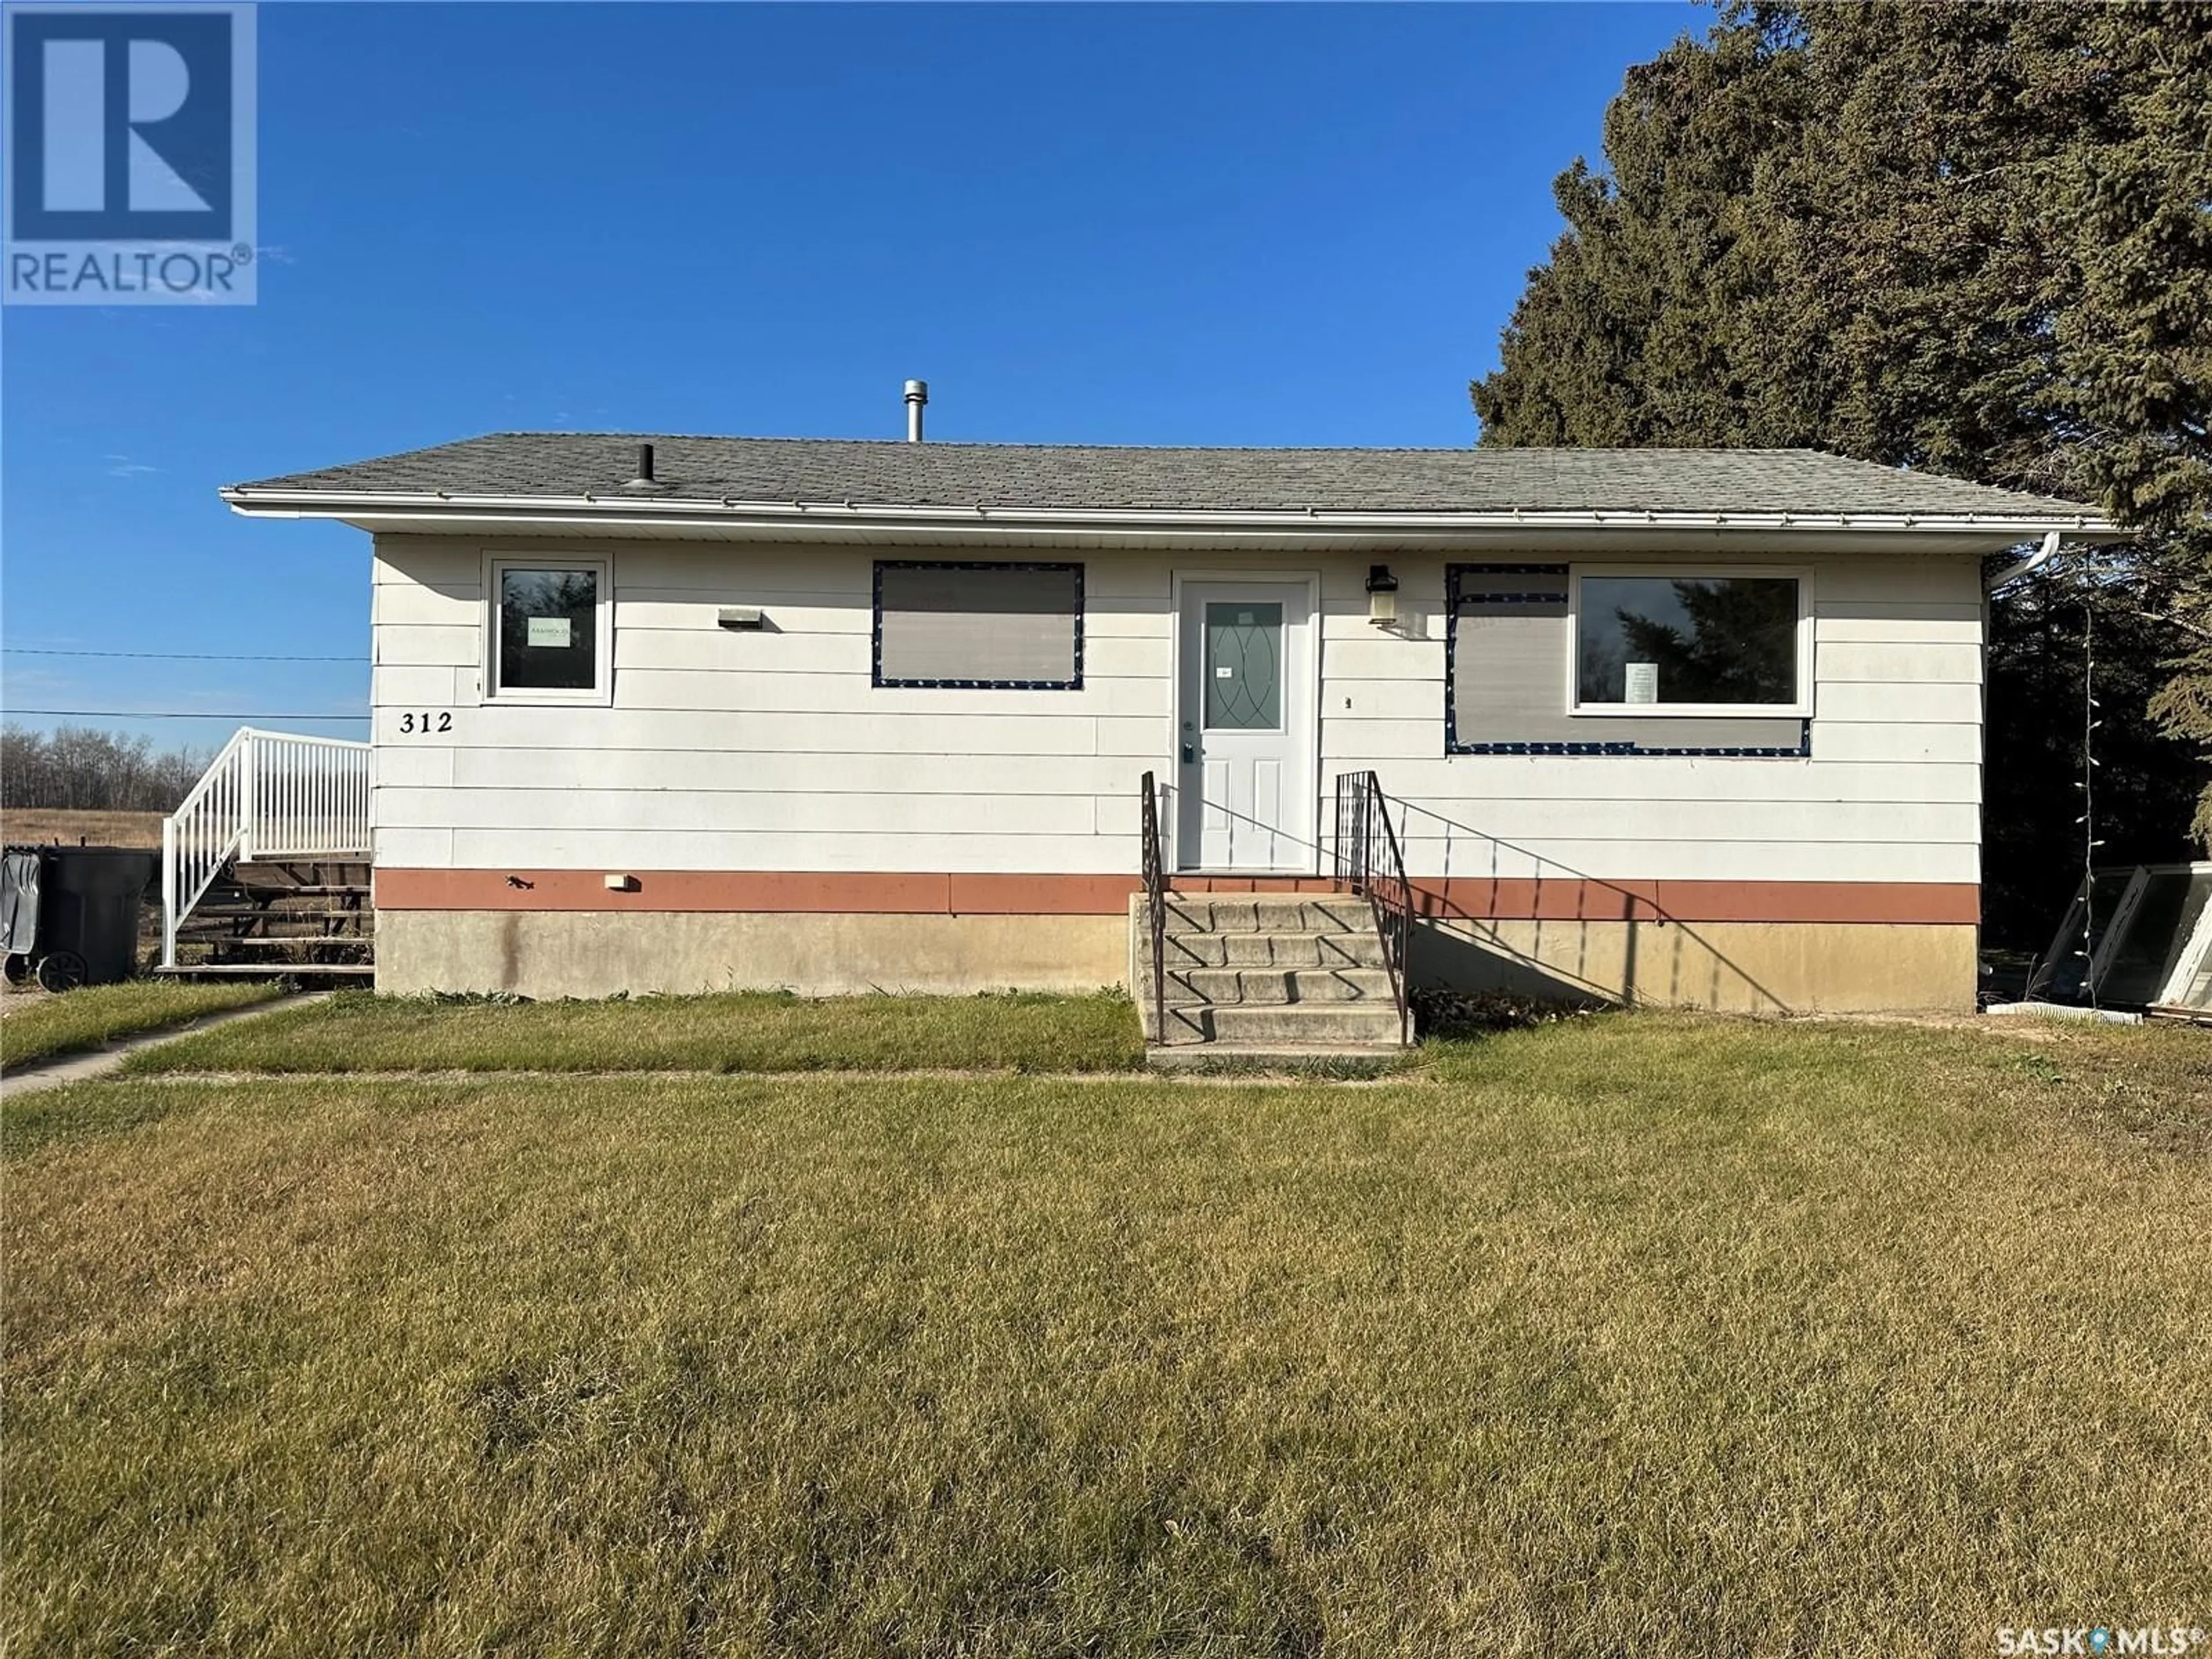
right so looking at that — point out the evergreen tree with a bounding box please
[1474,0,2211,944]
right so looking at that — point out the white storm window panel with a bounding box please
[2027,862,2212,1011]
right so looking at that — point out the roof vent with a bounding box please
[622,441,669,493]
[904,380,927,444]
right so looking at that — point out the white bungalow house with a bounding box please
[219,418,2118,1040]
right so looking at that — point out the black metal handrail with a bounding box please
[1334,770,1413,1045]
[1138,770,1166,1042]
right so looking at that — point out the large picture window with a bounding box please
[1444,562,1812,757]
[487,556,611,703]
[1571,571,1807,714]
[874,561,1084,690]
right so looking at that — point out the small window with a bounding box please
[874,561,1082,690]
[1572,571,1806,713]
[488,558,610,702]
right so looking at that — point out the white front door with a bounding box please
[1175,579,1315,871]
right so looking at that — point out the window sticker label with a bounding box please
[1624,662,1658,704]
[527,616,572,648]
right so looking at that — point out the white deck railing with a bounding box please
[161,728,372,968]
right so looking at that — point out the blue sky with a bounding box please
[2,1,1700,752]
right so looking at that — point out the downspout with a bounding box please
[1986,528,2062,591]
[1984,528,2071,1002]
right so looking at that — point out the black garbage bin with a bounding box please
[28,847,159,991]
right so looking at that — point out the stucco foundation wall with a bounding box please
[380,907,1973,1012]
[375,909,1128,999]
[1416,917,1978,1013]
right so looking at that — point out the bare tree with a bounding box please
[1,725,214,813]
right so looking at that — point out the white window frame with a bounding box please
[1566,563,1814,718]
[483,552,614,706]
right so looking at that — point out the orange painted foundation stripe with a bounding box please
[374,869,1979,926]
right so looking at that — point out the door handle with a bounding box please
[1181,744,1196,764]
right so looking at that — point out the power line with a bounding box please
[4,647,363,663]
[6,709,369,721]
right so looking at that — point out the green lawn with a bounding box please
[125,987,1147,1075]
[5,1014,2208,1656]
[0,978,286,1070]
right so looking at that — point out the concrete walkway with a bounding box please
[0,992,331,1097]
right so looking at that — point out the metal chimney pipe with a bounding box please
[634,442,656,482]
[904,379,928,443]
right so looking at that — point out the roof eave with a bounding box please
[217,486,2124,540]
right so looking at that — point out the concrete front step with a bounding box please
[1161,999,1406,1046]
[1164,929,1385,968]
[1132,891,1408,1051]
[1157,895,1375,934]
[1152,965,1396,1005]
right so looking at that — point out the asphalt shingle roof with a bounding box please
[228,433,2104,521]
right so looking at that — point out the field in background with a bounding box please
[1,809,165,849]
[4,1010,2207,1654]
[1,809,171,978]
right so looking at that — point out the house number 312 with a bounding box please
[397,711,453,734]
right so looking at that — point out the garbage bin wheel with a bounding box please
[2,953,28,986]
[35,950,89,994]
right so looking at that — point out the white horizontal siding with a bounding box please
[1319,679,1455,722]
[369,535,1986,887]
[374,665,471,706]
[1324,636,1444,680]
[1097,717,1173,757]
[382,747,1137,797]
[606,626,1165,679]
[1815,609,1983,643]
[615,594,1168,639]
[387,706,1119,755]
[445,828,1138,874]
[1812,558,1978,603]
[375,826,454,866]
[378,786,1100,836]
[1101,791,1976,862]
[1321,718,1459,760]
[1815,680,1982,724]
[616,596,871,632]
[1810,722,1982,764]
[385,747,1991,814]
[1360,756,1981,803]
[1383,797,1977,845]
[377,624,480,669]
[1816,641,1983,685]
[588,668,1165,718]
[371,579,479,627]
